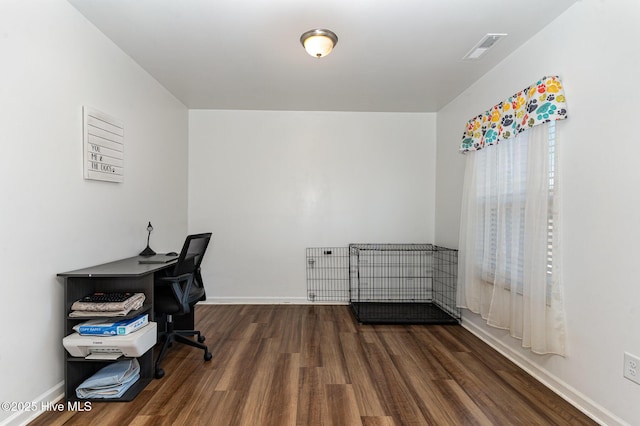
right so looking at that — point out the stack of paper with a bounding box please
[73,314,149,336]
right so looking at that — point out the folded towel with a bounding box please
[71,293,145,313]
[69,308,141,317]
[76,358,140,399]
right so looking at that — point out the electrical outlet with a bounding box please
[624,352,640,385]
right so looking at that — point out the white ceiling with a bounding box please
[68,0,576,112]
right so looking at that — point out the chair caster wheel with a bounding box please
[204,351,212,361]
[198,335,206,343]
[155,368,165,379]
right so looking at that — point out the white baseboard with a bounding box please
[1,382,64,426]
[202,297,348,305]
[460,319,628,426]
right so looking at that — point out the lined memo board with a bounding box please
[83,106,124,183]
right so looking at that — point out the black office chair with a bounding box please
[154,233,213,379]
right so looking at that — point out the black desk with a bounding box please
[59,255,177,278]
[58,256,177,402]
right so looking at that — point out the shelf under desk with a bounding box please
[58,255,177,403]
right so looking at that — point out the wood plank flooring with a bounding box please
[31,305,597,425]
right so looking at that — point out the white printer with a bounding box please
[63,322,157,359]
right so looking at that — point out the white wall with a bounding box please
[0,1,188,424]
[189,110,436,302]
[435,1,640,424]
[5,0,636,424]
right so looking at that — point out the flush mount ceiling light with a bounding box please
[462,33,507,60]
[300,29,338,58]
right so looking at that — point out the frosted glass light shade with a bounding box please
[300,29,338,58]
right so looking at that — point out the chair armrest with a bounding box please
[157,273,193,283]
[156,273,194,313]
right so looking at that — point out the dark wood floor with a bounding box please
[32,305,597,425]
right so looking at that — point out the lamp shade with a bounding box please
[300,29,338,58]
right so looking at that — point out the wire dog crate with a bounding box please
[349,243,460,324]
[306,247,350,302]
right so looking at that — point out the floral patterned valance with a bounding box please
[460,76,567,152]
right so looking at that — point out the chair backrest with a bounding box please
[170,233,212,278]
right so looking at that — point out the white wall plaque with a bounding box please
[83,106,124,182]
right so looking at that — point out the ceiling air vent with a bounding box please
[462,33,507,60]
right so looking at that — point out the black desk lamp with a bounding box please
[139,221,156,256]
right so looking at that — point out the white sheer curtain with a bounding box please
[457,122,566,355]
